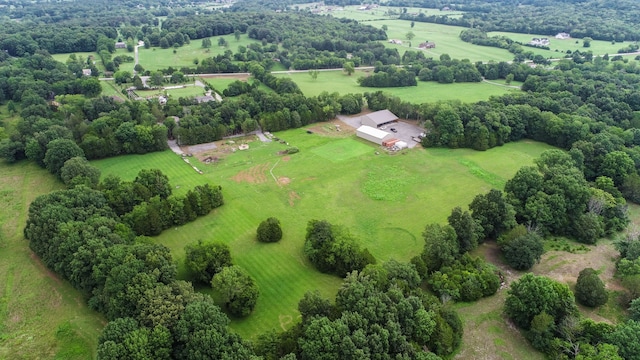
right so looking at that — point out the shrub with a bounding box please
[575,268,608,307]
[257,217,283,243]
[502,232,544,270]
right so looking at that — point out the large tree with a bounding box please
[43,138,85,178]
[60,156,101,188]
[505,273,578,330]
[575,268,608,307]
[256,217,283,243]
[184,240,232,284]
[211,265,259,317]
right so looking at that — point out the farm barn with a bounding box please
[361,110,399,128]
[356,125,393,145]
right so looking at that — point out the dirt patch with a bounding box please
[190,136,258,162]
[282,156,291,162]
[534,242,623,292]
[278,177,291,186]
[200,73,250,81]
[308,119,356,137]
[231,163,270,184]
[288,191,301,206]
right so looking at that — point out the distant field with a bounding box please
[276,69,519,103]
[0,161,104,359]
[100,80,126,100]
[93,131,553,338]
[332,5,634,61]
[137,34,260,71]
[488,31,634,58]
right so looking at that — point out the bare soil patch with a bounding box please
[533,242,623,292]
[231,163,270,184]
[200,73,250,81]
[190,135,258,162]
[288,191,301,206]
[278,177,291,186]
[282,156,291,162]
[308,119,356,137]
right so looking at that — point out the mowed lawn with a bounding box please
[93,129,553,338]
[276,69,519,103]
[0,161,105,359]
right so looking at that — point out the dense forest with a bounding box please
[2,0,640,359]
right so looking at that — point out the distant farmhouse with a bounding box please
[528,37,550,47]
[360,109,398,128]
[389,39,403,45]
[419,41,436,49]
[115,41,127,49]
[555,32,571,39]
[81,69,92,76]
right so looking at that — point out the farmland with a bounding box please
[92,129,554,338]
[275,69,519,103]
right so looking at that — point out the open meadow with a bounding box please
[136,34,260,71]
[92,127,554,338]
[275,69,519,103]
[0,161,104,359]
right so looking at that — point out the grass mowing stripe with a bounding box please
[0,268,13,340]
[457,158,505,188]
[92,135,552,339]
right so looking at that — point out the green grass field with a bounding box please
[276,69,518,103]
[331,5,631,61]
[137,34,260,71]
[92,131,553,338]
[488,31,634,58]
[0,161,104,359]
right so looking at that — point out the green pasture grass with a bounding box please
[276,69,518,103]
[100,80,126,100]
[0,161,104,359]
[93,132,551,339]
[50,52,98,64]
[165,85,207,98]
[201,76,250,94]
[488,31,633,58]
[137,34,260,71]
[91,150,211,196]
[454,291,545,360]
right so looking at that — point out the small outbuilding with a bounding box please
[356,125,393,145]
[360,109,399,128]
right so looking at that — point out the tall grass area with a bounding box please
[0,161,104,359]
[276,69,519,103]
[93,131,553,338]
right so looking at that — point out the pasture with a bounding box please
[488,31,634,58]
[92,129,554,338]
[275,69,519,103]
[0,161,104,359]
[136,34,260,71]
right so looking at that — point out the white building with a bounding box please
[356,125,393,145]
